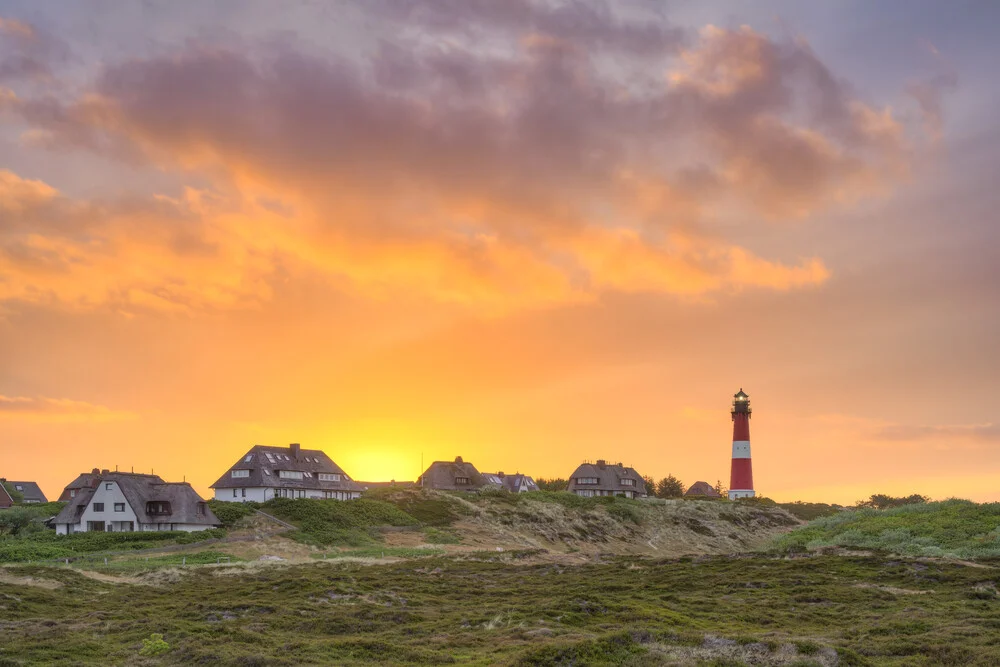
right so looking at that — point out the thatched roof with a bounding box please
[418,457,487,490]
[54,472,220,527]
[211,444,364,493]
[684,481,720,497]
[481,472,539,493]
[566,461,647,495]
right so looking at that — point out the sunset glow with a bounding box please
[2,2,998,505]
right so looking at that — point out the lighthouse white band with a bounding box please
[731,440,752,459]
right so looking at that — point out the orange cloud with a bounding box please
[0,395,136,422]
[0,15,935,313]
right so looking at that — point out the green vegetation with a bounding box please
[772,499,1000,558]
[2,481,24,504]
[0,528,226,563]
[75,550,242,573]
[0,502,66,537]
[258,497,420,547]
[856,493,931,510]
[3,552,1000,664]
[423,526,462,544]
[534,478,568,492]
[139,633,170,657]
[312,546,445,559]
[206,499,259,527]
[654,475,685,498]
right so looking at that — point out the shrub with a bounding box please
[139,633,170,657]
[207,499,259,527]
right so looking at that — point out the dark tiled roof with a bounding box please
[418,457,487,490]
[6,481,48,503]
[566,461,648,496]
[53,473,219,526]
[684,481,720,497]
[210,444,364,493]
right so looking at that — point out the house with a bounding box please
[0,482,12,509]
[58,469,105,501]
[1,479,48,503]
[210,443,364,502]
[418,456,489,491]
[52,472,220,535]
[566,460,647,499]
[684,481,721,498]
[480,472,539,493]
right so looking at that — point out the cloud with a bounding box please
[0,7,934,312]
[874,422,1000,443]
[0,16,70,83]
[0,395,136,422]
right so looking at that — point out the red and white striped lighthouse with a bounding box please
[728,388,755,500]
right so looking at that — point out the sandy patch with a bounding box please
[0,570,62,590]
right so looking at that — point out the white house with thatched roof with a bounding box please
[52,472,220,535]
[566,460,647,499]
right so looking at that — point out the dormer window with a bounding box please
[455,477,470,485]
[576,477,599,485]
[620,478,635,486]
[231,469,250,478]
[196,502,206,516]
[146,501,171,515]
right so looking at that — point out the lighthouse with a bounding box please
[728,388,755,500]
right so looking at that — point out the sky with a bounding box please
[1,1,999,505]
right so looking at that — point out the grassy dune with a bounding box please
[771,500,1000,558]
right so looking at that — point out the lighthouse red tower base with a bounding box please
[729,389,755,500]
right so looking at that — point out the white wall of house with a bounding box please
[75,480,139,533]
[214,486,361,502]
[215,487,270,503]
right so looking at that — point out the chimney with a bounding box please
[498,471,505,478]
[101,469,110,475]
[92,468,100,475]
[455,456,463,464]
[596,459,606,469]
[290,443,300,459]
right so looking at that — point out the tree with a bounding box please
[655,475,685,498]
[535,478,568,492]
[714,480,728,499]
[2,482,24,504]
[0,507,38,536]
[856,493,929,510]
[642,475,656,495]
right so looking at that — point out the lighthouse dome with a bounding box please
[734,389,749,400]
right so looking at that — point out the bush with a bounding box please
[139,633,170,657]
[0,528,226,562]
[207,499,259,527]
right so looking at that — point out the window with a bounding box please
[114,503,125,512]
[15,485,23,491]
[244,454,253,462]
[576,477,599,485]
[231,469,250,478]
[263,469,271,476]
[455,477,470,485]
[620,478,635,486]
[319,473,341,482]
[241,489,246,498]
[197,503,206,516]
[93,503,105,512]
[146,501,171,515]
[279,470,304,480]
[105,483,112,490]
[233,489,238,498]
[70,489,77,498]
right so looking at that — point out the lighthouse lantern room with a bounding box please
[729,389,755,500]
